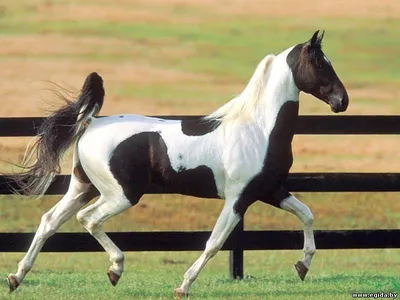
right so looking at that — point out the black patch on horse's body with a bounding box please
[80,185,101,204]
[73,162,101,203]
[109,132,219,204]
[286,44,303,71]
[181,117,221,136]
[233,101,299,216]
[73,162,91,184]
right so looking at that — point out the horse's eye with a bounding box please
[316,61,324,70]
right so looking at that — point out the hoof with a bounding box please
[107,270,121,286]
[294,261,309,281]
[174,288,189,299]
[7,274,19,293]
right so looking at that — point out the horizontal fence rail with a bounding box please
[1,115,400,280]
[1,230,400,252]
[2,173,400,195]
[2,115,400,137]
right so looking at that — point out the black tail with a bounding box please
[6,72,104,196]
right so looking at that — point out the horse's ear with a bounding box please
[303,30,324,55]
[309,30,320,46]
[316,30,325,45]
[305,30,325,47]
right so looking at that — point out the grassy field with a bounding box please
[1,250,399,300]
[0,0,400,299]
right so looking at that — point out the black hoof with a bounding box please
[294,261,309,281]
[7,274,19,293]
[107,270,121,286]
[174,288,189,299]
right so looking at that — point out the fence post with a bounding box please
[229,219,244,279]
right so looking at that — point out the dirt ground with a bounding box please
[34,0,400,20]
[143,0,400,18]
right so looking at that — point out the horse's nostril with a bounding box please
[341,94,349,110]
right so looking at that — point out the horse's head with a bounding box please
[286,30,349,113]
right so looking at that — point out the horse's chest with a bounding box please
[233,101,298,214]
[262,100,298,171]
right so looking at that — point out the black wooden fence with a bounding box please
[1,116,400,279]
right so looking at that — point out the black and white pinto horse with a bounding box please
[6,31,348,298]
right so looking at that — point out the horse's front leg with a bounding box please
[280,193,316,280]
[262,187,316,280]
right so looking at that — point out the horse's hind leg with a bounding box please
[276,191,316,281]
[76,192,137,286]
[7,174,98,292]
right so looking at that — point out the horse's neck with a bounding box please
[253,66,299,137]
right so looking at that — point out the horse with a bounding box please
[5,30,348,298]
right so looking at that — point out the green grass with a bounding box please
[2,1,400,120]
[1,192,400,233]
[1,5,400,87]
[109,83,223,104]
[3,17,400,85]
[1,1,400,298]
[1,250,399,299]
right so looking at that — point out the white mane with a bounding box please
[204,54,276,125]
